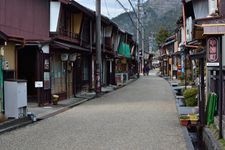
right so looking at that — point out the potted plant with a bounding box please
[52,94,59,105]
[183,87,198,106]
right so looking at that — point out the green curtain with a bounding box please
[206,93,218,125]
[118,42,131,58]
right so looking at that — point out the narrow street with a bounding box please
[0,71,188,150]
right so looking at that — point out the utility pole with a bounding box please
[137,0,140,74]
[141,2,144,69]
[96,0,102,94]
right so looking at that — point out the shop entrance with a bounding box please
[74,56,82,94]
[17,46,38,102]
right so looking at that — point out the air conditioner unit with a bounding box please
[208,0,218,15]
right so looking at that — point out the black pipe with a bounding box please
[184,50,187,89]
[200,57,205,125]
[219,36,223,139]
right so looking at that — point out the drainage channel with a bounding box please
[187,126,198,149]
[187,125,208,150]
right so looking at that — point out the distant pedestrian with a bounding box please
[146,65,150,76]
[143,66,146,76]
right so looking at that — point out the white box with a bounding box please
[4,80,27,119]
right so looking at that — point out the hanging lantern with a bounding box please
[69,53,77,62]
[61,53,68,61]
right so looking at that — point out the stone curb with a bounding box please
[166,80,195,150]
[0,117,32,135]
[203,128,222,150]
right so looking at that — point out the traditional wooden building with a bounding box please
[101,17,118,86]
[115,30,136,85]
[0,0,50,106]
[182,0,225,141]
[0,32,25,113]
[49,0,95,100]
[161,35,176,78]
[0,0,138,109]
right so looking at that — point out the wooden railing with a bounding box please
[58,27,89,45]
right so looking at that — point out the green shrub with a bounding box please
[183,88,198,106]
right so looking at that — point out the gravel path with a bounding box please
[0,74,188,150]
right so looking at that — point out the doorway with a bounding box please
[17,46,37,102]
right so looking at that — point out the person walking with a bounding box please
[143,66,146,76]
[146,65,150,76]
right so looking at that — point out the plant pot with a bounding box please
[52,95,59,105]
[180,119,189,126]
[52,100,58,105]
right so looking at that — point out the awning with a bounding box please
[53,41,90,52]
[202,24,225,35]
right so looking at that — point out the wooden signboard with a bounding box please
[207,37,219,67]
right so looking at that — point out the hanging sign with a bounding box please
[207,37,219,67]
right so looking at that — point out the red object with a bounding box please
[180,120,189,126]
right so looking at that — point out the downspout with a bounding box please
[102,27,105,85]
[0,46,4,113]
[219,36,223,139]
[90,20,93,53]
[37,46,43,106]
[90,19,93,89]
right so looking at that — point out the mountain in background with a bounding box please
[112,0,181,51]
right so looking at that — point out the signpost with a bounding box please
[206,36,223,138]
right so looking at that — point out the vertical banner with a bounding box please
[207,37,219,66]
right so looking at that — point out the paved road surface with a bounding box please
[0,72,188,150]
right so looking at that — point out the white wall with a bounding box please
[50,2,61,32]
[192,0,209,19]
[222,35,225,67]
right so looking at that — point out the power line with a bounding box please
[102,0,168,50]
[115,0,151,48]
[127,0,144,29]
[115,0,142,34]
[103,0,111,17]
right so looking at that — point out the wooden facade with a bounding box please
[0,0,138,107]
[180,0,225,138]
[50,1,94,100]
[0,0,50,105]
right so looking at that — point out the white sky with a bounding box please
[75,0,139,18]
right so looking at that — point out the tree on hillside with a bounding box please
[155,27,170,46]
